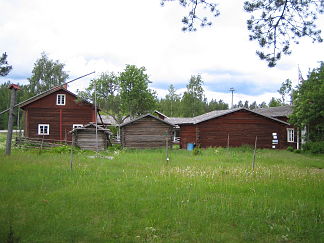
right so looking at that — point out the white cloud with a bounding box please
[0,0,323,104]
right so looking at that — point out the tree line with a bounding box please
[1,52,323,143]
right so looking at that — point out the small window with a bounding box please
[73,124,83,129]
[38,124,49,135]
[287,128,294,142]
[56,94,66,105]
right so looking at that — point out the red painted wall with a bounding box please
[22,89,95,141]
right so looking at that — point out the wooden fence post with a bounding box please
[252,136,257,171]
[5,84,20,155]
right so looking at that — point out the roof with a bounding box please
[253,105,293,117]
[120,113,175,128]
[19,86,95,109]
[70,123,112,134]
[153,110,169,119]
[98,114,131,126]
[165,108,290,126]
[9,84,21,90]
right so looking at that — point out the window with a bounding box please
[56,94,66,105]
[287,128,294,142]
[73,124,83,129]
[38,124,49,135]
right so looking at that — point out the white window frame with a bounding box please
[73,124,83,129]
[287,128,294,142]
[56,94,66,105]
[38,124,49,135]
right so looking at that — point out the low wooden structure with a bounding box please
[166,108,295,149]
[120,114,174,149]
[71,123,111,151]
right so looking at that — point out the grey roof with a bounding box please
[165,108,290,126]
[153,110,169,119]
[253,105,293,117]
[70,123,112,134]
[98,114,131,126]
[120,113,175,127]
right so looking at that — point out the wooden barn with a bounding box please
[120,114,175,149]
[20,86,97,142]
[71,123,111,151]
[166,108,296,149]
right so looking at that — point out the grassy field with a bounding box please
[0,144,323,242]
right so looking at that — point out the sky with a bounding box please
[1,0,323,106]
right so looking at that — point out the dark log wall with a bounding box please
[197,110,291,149]
[179,110,296,149]
[179,125,196,149]
[23,90,95,141]
[121,116,173,148]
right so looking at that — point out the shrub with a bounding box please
[193,146,202,156]
[49,145,71,154]
[286,146,294,152]
[294,149,301,153]
[302,141,324,154]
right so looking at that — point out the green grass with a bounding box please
[0,147,323,242]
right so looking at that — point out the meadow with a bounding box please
[0,144,323,242]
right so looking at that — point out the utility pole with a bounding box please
[5,84,20,155]
[229,87,235,109]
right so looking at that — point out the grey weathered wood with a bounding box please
[121,116,174,149]
[5,87,18,155]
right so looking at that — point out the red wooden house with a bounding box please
[20,86,97,142]
[166,107,296,149]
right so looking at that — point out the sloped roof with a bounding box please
[253,105,293,117]
[70,123,112,134]
[153,110,169,119]
[165,108,290,125]
[120,113,175,127]
[19,86,95,108]
[98,114,131,126]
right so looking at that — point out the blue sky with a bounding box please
[1,0,323,105]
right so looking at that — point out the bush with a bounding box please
[302,141,324,154]
[193,146,202,156]
[286,146,294,152]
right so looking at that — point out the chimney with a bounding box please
[63,83,68,89]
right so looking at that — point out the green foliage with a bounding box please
[119,65,157,117]
[207,99,228,111]
[302,141,324,154]
[181,74,207,117]
[0,82,28,129]
[290,62,324,141]
[77,72,126,124]
[27,52,69,96]
[244,0,323,67]
[49,145,72,154]
[162,1,323,67]
[161,0,220,32]
[278,79,292,104]
[193,145,202,155]
[268,97,282,107]
[0,52,12,77]
[157,84,182,117]
[286,146,294,152]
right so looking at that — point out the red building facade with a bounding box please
[20,87,96,142]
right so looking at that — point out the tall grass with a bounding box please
[0,147,323,242]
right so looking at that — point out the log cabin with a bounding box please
[166,107,296,149]
[71,123,112,151]
[120,114,175,148]
[20,86,97,142]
